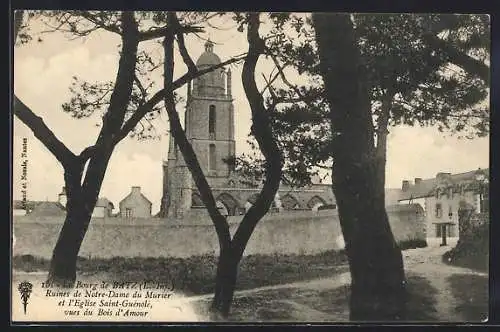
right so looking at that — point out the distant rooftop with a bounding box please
[399,168,489,201]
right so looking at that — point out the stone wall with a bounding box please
[12,205,425,259]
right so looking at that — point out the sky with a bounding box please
[12,13,490,215]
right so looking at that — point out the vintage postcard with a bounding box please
[11,11,490,323]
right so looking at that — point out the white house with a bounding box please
[398,168,489,240]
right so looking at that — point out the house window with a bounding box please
[209,144,217,171]
[125,208,133,218]
[435,203,442,218]
[209,105,216,139]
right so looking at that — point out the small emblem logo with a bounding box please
[18,281,33,314]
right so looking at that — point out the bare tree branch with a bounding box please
[172,13,197,74]
[163,12,231,248]
[259,67,280,95]
[232,13,283,256]
[116,53,247,141]
[134,75,148,104]
[139,24,204,42]
[271,55,305,99]
[78,11,121,35]
[13,96,78,167]
[96,11,139,140]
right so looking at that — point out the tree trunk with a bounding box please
[313,13,406,321]
[47,204,92,287]
[210,247,239,320]
[374,91,394,196]
[334,165,406,320]
[47,150,112,287]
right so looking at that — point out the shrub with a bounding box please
[398,239,428,251]
[443,222,488,272]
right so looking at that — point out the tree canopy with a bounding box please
[236,13,490,187]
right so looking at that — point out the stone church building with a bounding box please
[159,41,336,219]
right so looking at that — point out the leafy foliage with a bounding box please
[237,13,489,187]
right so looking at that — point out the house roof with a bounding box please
[385,188,404,204]
[27,201,66,217]
[120,190,152,206]
[14,197,113,212]
[386,203,424,214]
[96,197,114,209]
[398,168,489,201]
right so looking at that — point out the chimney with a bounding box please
[402,180,410,192]
[58,186,67,207]
[131,186,141,195]
[414,178,422,185]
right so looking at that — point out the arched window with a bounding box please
[209,105,216,139]
[281,194,300,210]
[209,144,217,171]
[191,193,204,207]
[307,196,327,211]
[216,193,239,216]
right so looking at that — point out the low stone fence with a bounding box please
[12,205,425,259]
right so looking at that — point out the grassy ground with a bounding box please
[12,239,427,296]
[13,250,348,296]
[448,274,488,322]
[190,272,439,322]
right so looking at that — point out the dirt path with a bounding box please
[402,239,487,322]
[186,239,487,322]
[183,271,352,303]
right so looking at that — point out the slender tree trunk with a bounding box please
[313,13,406,321]
[374,91,394,196]
[161,12,282,320]
[210,246,240,320]
[206,12,283,319]
[47,203,92,287]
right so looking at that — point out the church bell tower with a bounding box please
[185,40,236,186]
[161,40,236,218]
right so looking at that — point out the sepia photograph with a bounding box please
[11,11,490,323]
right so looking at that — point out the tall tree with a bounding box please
[161,12,283,319]
[259,13,489,320]
[312,13,407,321]
[13,10,243,286]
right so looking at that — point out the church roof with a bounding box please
[196,40,221,67]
